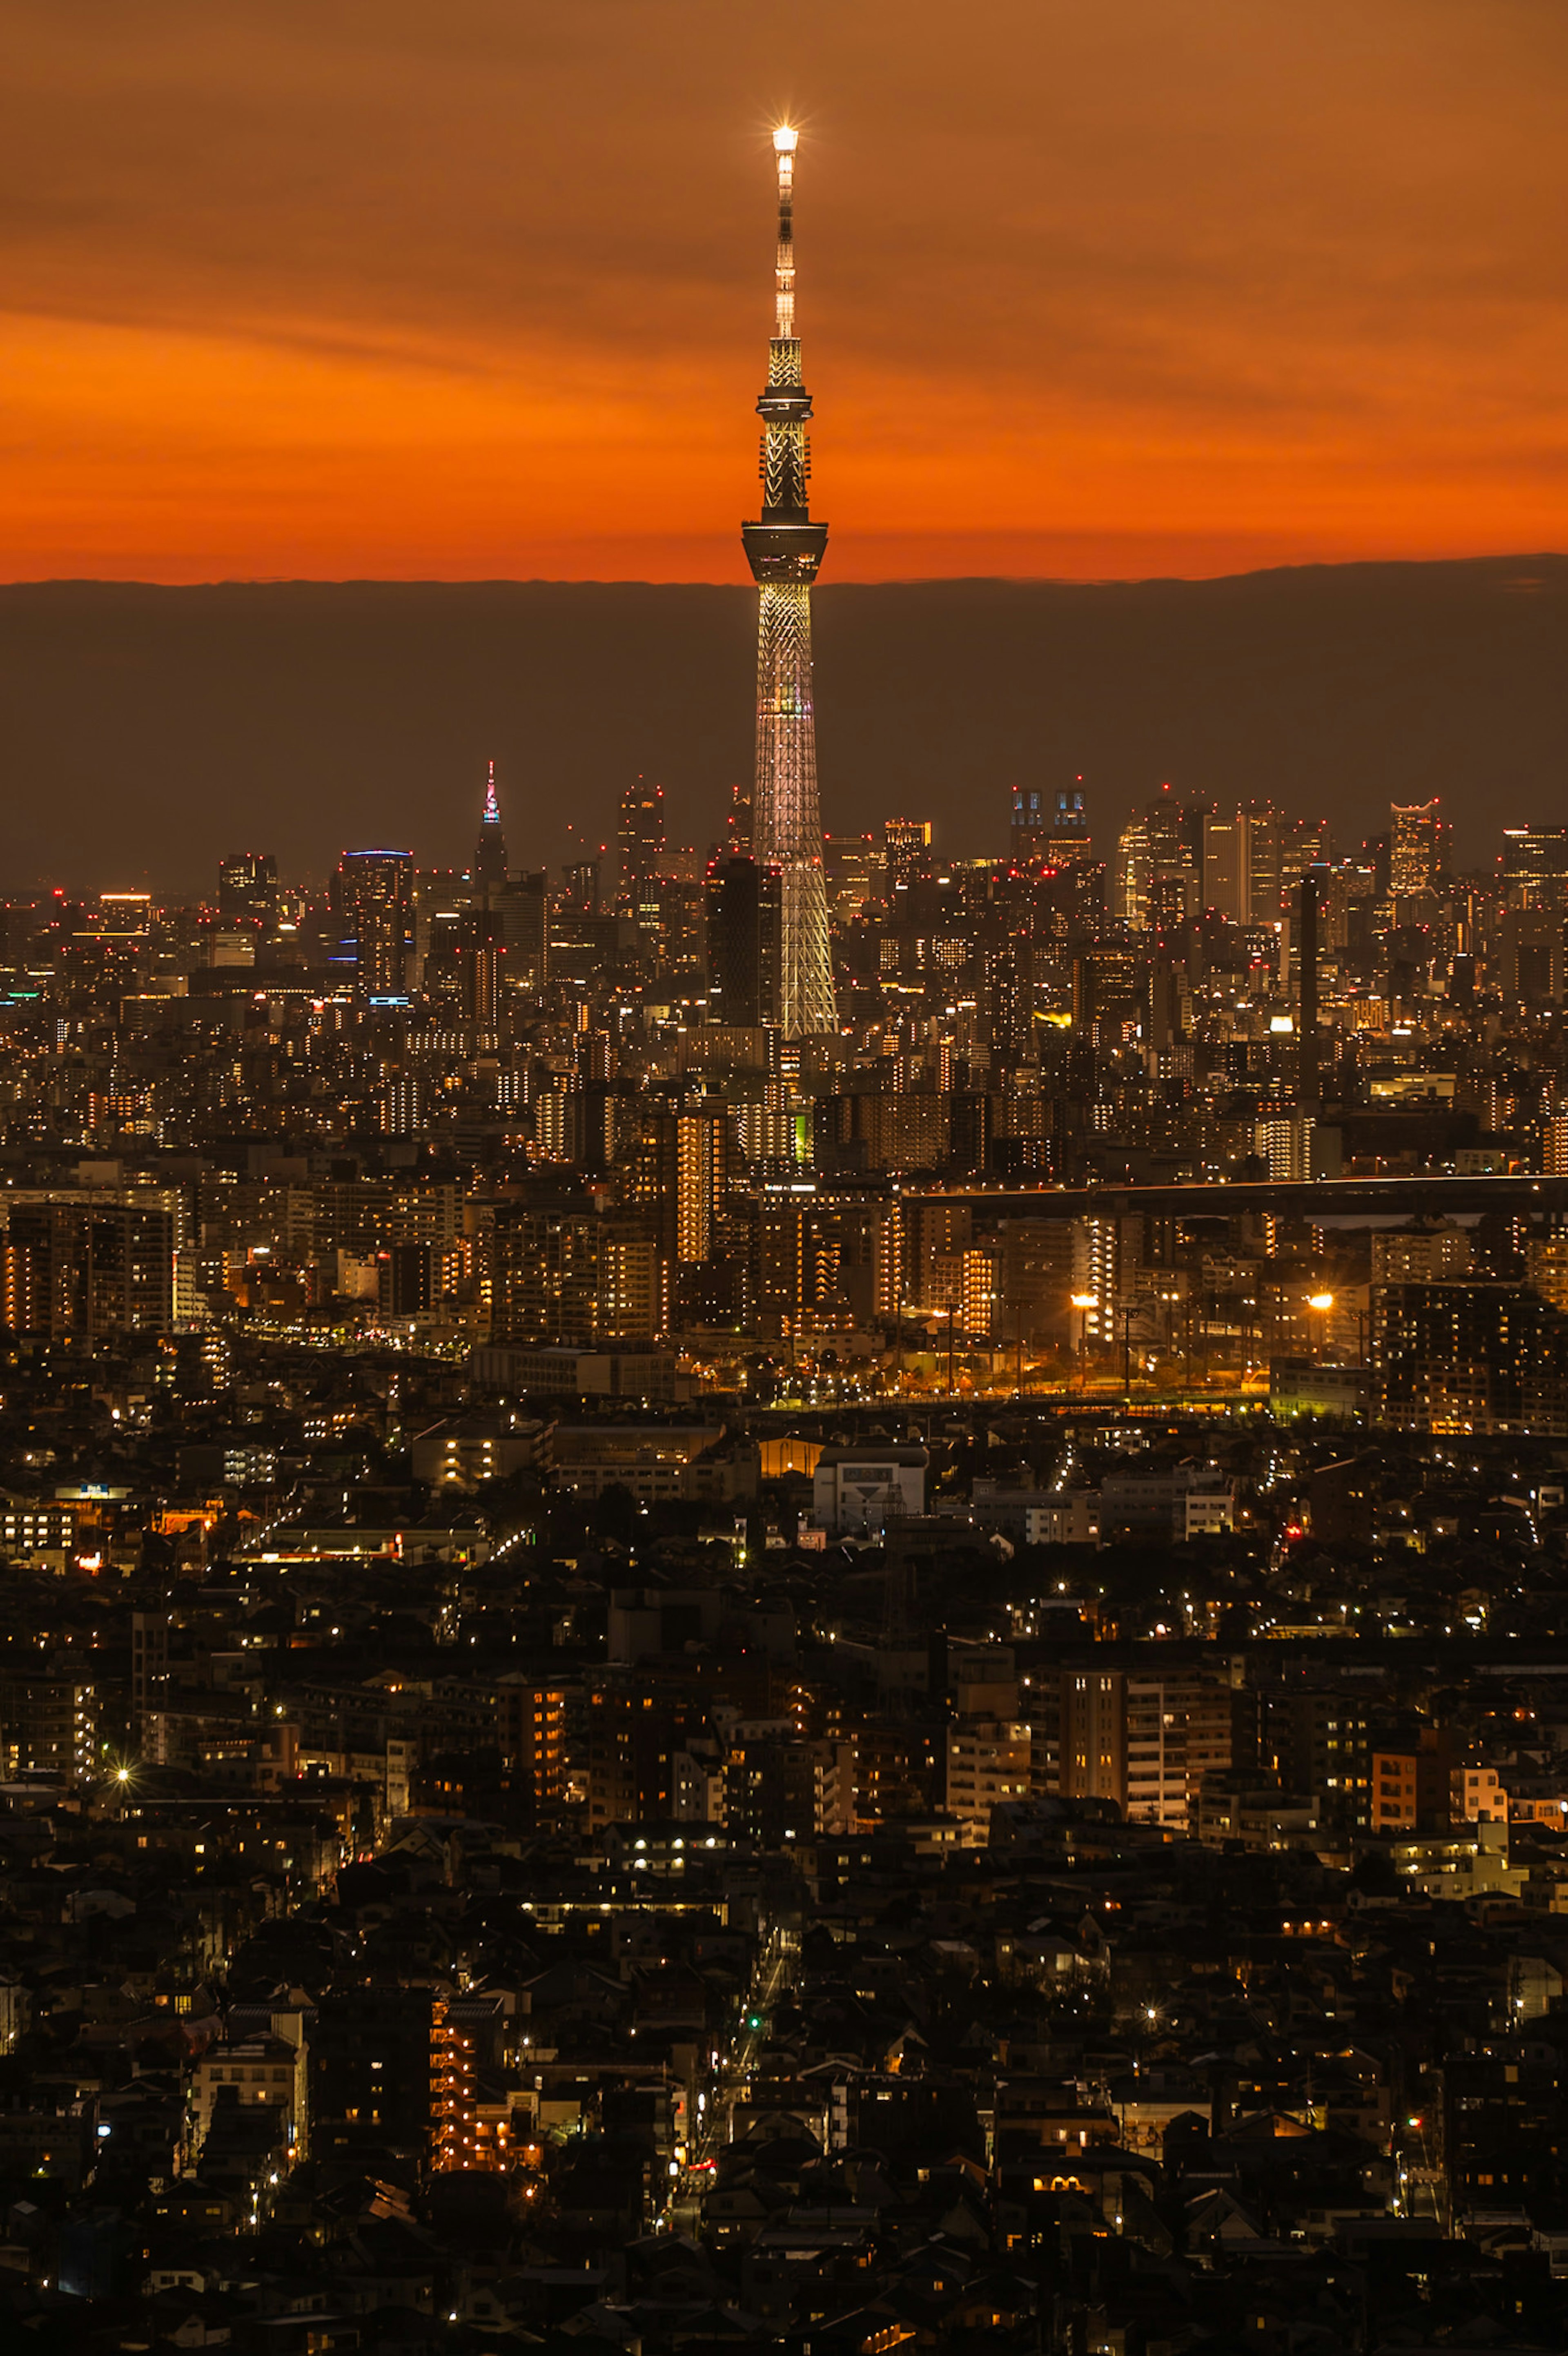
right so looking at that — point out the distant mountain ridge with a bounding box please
[0,557,1564,890]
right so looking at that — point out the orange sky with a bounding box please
[4,0,1568,583]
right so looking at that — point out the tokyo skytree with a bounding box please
[741,125,837,1038]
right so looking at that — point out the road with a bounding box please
[664,1926,797,2234]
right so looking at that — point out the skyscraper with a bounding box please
[618,776,664,906]
[1049,780,1091,863]
[217,851,278,934]
[1012,782,1091,865]
[883,819,931,895]
[474,760,508,892]
[741,127,836,1038]
[1390,798,1443,900]
[1201,811,1248,922]
[333,850,415,998]
[705,852,781,1027]
[1502,826,1568,911]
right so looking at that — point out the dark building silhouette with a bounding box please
[705,853,781,1028]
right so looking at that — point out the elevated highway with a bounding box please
[898,1174,1568,1223]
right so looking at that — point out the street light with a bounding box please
[1307,1292,1334,1362]
[1070,1294,1097,1392]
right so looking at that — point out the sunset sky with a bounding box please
[4,0,1567,583]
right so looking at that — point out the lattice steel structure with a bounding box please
[741,126,837,1038]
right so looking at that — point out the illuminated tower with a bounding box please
[474,759,508,892]
[742,126,836,1037]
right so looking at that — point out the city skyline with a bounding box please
[11,14,1568,2323]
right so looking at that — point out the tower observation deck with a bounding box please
[741,126,837,1038]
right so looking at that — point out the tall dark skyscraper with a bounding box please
[333,848,416,999]
[741,127,835,1038]
[619,777,664,902]
[705,852,781,1029]
[217,851,278,932]
[474,759,508,892]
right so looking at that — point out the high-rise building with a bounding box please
[883,818,931,895]
[705,853,781,1027]
[1502,826,1568,911]
[822,832,879,927]
[3,1197,175,1340]
[1140,786,1196,924]
[618,776,665,927]
[1374,1280,1568,1434]
[1049,780,1091,863]
[1013,782,1091,863]
[1243,801,1283,923]
[1202,811,1248,922]
[310,1988,433,2160]
[217,852,278,933]
[1390,799,1443,900]
[473,759,508,892]
[333,849,415,998]
[1115,819,1152,926]
[1010,787,1047,862]
[726,779,754,853]
[741,127,836,1037]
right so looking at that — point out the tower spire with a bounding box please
[474,757,508,892]
[740,125,836,1038]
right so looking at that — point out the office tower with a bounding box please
[1049,779,1092,863]
[619,776,666,922]
[1144,784,1188,875]
[1140,785,1196,925]
[1501,910,1562,1006]
[1115,818,1152,926]
[1014,781,1091,865]
[705,853,781,1027]
[822,833,879,927]
[1201,811,1248,922]
[1298,870,1321,1113]
[726,779,754,853]
[459,906,503,1025]
[497,869,549,989]
[651,847,707,974]
[473,759,508,892]
[217,852,278,933]
[1243,801,1283,922]
[883,818,931,895]
[1010,787,1047,862]
[1280,814,1333,891]
[741,127,836,1036]
[334,849,415,998]
[562,859,600,913]
[1502,826,1568,911]
[1390,798,1443,899]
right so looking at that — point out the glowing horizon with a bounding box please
[3,3,1566,586]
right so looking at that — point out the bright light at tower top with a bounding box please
[773,125,798,154]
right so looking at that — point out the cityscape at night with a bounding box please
[8,7,1568,2354]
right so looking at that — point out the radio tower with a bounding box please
[742,125,837,1037]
